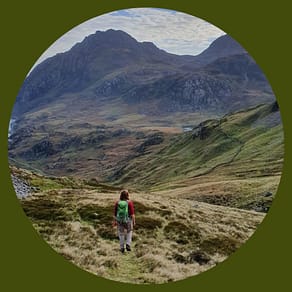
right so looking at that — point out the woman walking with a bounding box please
[114,190,135,253]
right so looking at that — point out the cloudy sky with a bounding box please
[34,8,225,67]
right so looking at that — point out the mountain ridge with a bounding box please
[13,30,273,118]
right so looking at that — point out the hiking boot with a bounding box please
[126,244,131,251]
[120,247,125,253]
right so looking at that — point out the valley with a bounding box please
[9,102,283,213]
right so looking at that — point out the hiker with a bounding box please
[114,190,135,253]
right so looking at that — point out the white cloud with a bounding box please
[33,8,225,68]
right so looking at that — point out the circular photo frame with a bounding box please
[8,7,284,285]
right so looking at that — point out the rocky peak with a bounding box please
[196,34,247,61]
[71,29,139,53]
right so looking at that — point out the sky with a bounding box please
[33,8,225,67]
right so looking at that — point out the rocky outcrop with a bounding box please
[192,120,220,140]
[170,76,232,111]
[21,139,56,159]
[135,133,164,154]
[8,126,34,150]
[11,175,35,199]
[123,72,234,114]
[95,75,129,97]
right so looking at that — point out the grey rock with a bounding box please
[11,175,34,199]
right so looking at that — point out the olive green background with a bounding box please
[1,1,291,291]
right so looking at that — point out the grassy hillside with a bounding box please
[113,103,284,211]
[12,167,264,284]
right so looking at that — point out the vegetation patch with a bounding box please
[132,201,153,215]
[172,253,188,264]
[195,194,237,207]
[95,182,122,192]
[21,198,72,221]
[135,216,163,232]
[164,221,201,245]
[156,208,172,217]
[200,235,241,255]
[134,243,152,258]
[140,255,162,273]
[16,185,264,284]
[188,250,211,265]
[173,250,211,265]
[77,204,113,225]
[29,177,64,190]
[97,226,117,240]
[240,196,273,213]
[103,259,118,269]
[85,178,100,187]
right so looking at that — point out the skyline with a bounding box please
[32,8,225,69]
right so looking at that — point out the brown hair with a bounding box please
[120,190,129,200]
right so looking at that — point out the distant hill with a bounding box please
[13,30,274,118]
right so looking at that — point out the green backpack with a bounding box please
[116,200,129,223]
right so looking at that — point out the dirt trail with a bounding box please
[107,250,146,283]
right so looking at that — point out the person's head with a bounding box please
[120,190,129,200]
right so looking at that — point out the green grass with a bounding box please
[21,198,74,221]
[29,177,65,190]
[115,103,283,195]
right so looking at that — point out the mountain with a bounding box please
[13,29,186,115]
[12,30,274,118]
[193,34,247,65]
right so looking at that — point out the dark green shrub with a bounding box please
[188,250,211,265]
[22,198,70,221]
[200,235,241,255]
[164,221,200,245]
